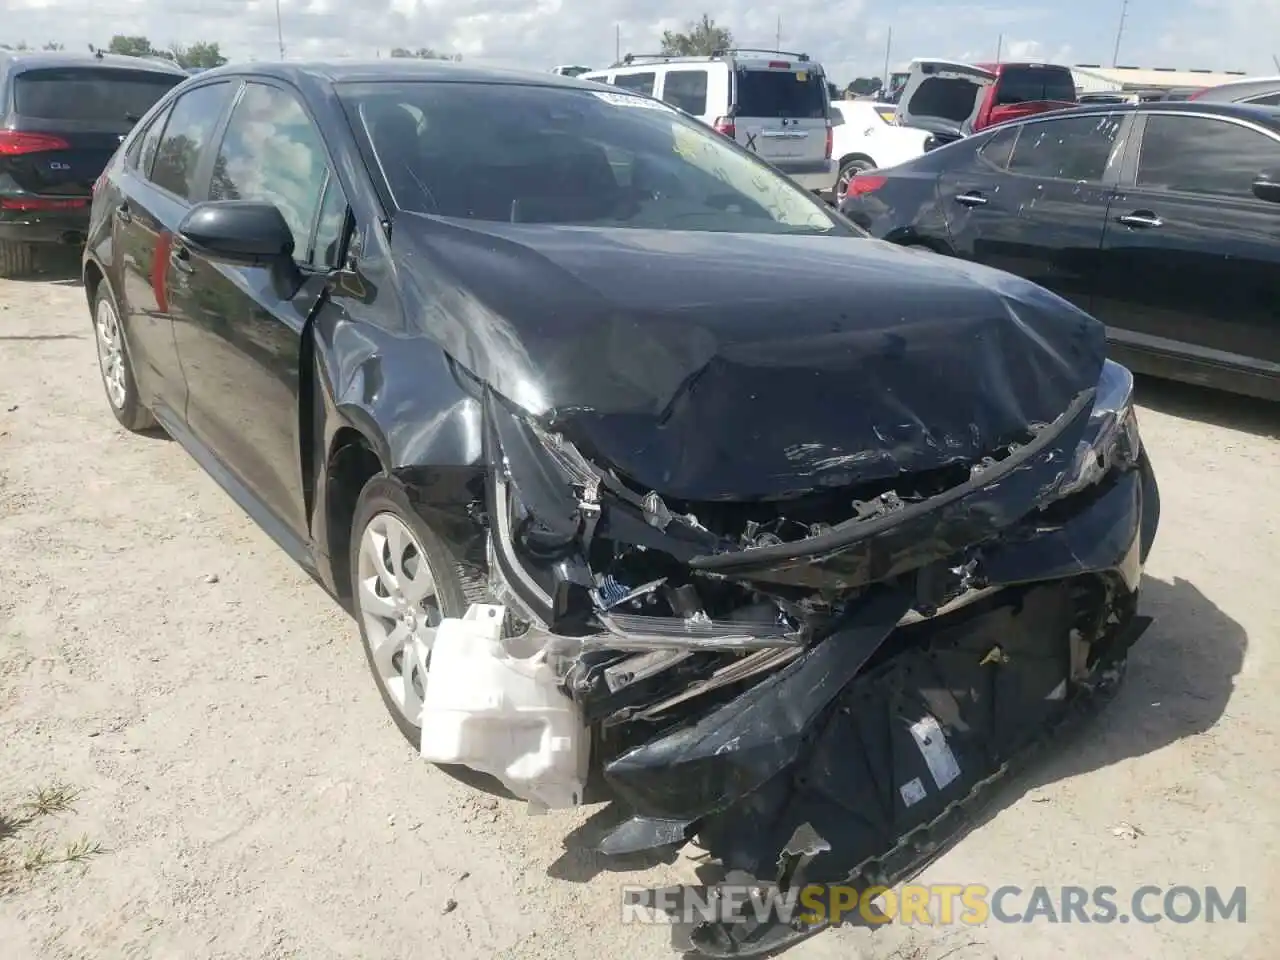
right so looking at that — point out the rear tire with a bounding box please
[92,282,156,432]
[0,240,36,279]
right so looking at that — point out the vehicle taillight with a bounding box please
[767,61,790,69]
[0,197,88,211]
[713,116,736,138]
[845,175,887,197]
[0,131,71,155]
[824,123,833,159]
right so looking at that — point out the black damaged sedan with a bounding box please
[84,61,1159,955]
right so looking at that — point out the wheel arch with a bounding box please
[837,152,877,170]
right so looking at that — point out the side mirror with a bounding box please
[1252,170,1280,204]
[178,200,295,266]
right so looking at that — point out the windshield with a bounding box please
[993,67,1076,105]
[13,68,181,122]
[734,68,828,119]
[339,81,839,234]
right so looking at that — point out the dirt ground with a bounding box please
[1,263,1277,960]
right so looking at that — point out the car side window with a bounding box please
[1006,113,1121,181]
[1247,92,1280,107]
[208,81,331,264]
[978,125,1018,169]
[149,82,233,200]
[662,70,709,115]
[133,104,173,178]
[1136,115,1279,200]
[310,171,349,270]
[614,72,656,95]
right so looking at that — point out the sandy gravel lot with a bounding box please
[1,263,1277,960]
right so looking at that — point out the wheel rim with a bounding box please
[356,512,442,729]
[836,162,872,202]
[94,296,127,410]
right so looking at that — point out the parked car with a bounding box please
[0,49,187,277]
[829,99,930,200]
[580,49,837,195]
[84,60,1158,954]
[1189,75,1280,107]
[839,101,1280,400]
[892,59,1078,148]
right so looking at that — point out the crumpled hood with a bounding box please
[394,214,1105,501]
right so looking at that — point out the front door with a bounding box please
[169,79,349,543]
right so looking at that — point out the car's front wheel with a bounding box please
[349,475,469,748]
[92,284,156,432]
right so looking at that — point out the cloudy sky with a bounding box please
[4,0,1278,82]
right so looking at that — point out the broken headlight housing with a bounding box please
[1056,359,1141,500]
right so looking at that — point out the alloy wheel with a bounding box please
[356,512,443,729]
[94,295,127,410]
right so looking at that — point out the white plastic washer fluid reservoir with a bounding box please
[419,603,590,810]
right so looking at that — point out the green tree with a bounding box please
[171,42,227,69]
[107,35,157,58]
[389,46,461,61]
[660,14,733,57]
[0,41,30,51]
[43,41,64,51]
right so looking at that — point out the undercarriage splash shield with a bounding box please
[602,586,912,824]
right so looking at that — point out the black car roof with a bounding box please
[1027,99,1280,132]
[0,50,188,77]
[189,58,607,91]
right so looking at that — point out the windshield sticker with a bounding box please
[796,71,808,82]
[590,91,673,110]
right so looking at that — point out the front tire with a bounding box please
[92,283,156,432]
[349,475,469,749]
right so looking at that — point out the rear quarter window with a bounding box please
[735,68,827,119]
[13,68,182,122]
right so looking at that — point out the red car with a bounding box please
[894,59,1078,145]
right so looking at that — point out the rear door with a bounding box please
[894,60,994,137]
[112,80,238,418]
[731,59,829,171]
[940,112,1127,310]
[3,66,183,199]
[1093,111,1280,379]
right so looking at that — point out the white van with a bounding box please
[581,49,836,195]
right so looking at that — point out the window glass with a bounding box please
[150,82,233,200]
[906,76,982,124]
[1246,92,1280,107]
[992,67,1077,106]
[209,82,331,261]
[13,68,181,123]
[1007,114,1121,180]
[978,125,1018,168]
[662,70,709,115]
[128,103,172,178]
[735,68,827,119]
[613,72,655,95]
[1136,115,1280,199]
[340,81,840,234]
[311,173,349,269]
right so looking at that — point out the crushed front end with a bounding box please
[434,357,1158,954]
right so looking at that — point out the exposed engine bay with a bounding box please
[414,356,1159,957]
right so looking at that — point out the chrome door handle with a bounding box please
[1116,212,1163,228]
[955,192,988,207]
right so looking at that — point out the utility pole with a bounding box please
[275,0,285,60]
[775,16,781,52]
[881,26,893,91]
[995,34,1003,64]
[1111,0,1128,67]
